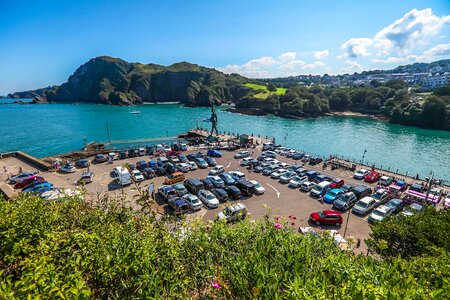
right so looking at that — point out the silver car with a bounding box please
[182,193,203,210]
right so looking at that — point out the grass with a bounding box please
[244,83,287,99]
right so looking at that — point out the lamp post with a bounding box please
[360,149,367,165]
[343,210,351,238]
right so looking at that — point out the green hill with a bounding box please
[9,56,250,106]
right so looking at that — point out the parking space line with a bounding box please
[226,162,231,169]
[266,183,280,198]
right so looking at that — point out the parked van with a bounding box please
[310,181,331,198]
[164,172,185,185]
[184,178,205,195]
[113,166,132,186]
[235,179,256,196]
[157,157,169,166]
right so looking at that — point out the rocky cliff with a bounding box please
[9,56,250,106]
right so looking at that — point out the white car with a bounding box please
[371,189,389,206]
[353,169,369,180]
[182,193,203,210]
[131,170,145,182]
[180,143,188,151]
[379,175,393,186]
[177,163,190,173]
[249,180,265,195]
[270,169,287,179]
[240,157,254,166]
[234,150,250,159]
[198,189,219,208]
[59,164,76,173]
[108,152,119,160]
[9,171,38,183]
[208,165,225,175]
[300,181,316,192]
[368,205,393,223]
[41,188,81,201]
[187,161,198,170]
[217,203,247,222]
[288,175,307,188]
[352,196,377,215]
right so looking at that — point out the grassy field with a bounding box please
[244,83,287,99]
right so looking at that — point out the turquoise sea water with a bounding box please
[0,102,449,180]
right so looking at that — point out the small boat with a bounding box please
[202,117,211,122]
[129,106,141,114]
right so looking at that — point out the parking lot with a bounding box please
[2,145,403,253]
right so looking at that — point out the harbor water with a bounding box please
[0,101,449,180]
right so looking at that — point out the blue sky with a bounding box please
[1,0,449,95]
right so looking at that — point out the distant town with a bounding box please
[263,59,450,90]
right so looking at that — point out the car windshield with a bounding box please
[206,194,215,200]
[191,198,200,204]
[254,183,261,188]
[339,196,349,203]
[317,211,325,218]
[373,210,387,217]
[224,208,233,216]
[372,193,382,200]
[357,201,367,208]
[330,190,339,196]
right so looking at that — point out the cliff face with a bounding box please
[10,56,250,106]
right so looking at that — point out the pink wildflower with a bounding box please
[276,216,281,221]
[274,223,282,229]
[211,282,221,289]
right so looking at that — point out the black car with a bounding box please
[253,165,264,173]
[235,179,255,196]
[119,151,128,159]
[353,185,372,199]
[142,167,156,179]
[186,152,204,161]
[314,174,331,183]
[212,188,229,202]
[292,153,304,160]
[341,184,355,193]
[136,160,148,171]
[309,157,323,165]
[155,166,166,176]
[204,156,217,167]
[178,154,188,163]
[94,154,108,163]
[128,149,139,158]
[75,159,90,168]
[201,178,214,190]
[409,183,424,193]
[305,170,318,181]
[385,198,406,214]
[223,186,242,199]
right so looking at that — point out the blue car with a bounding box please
[207,149,222,157]
[23,182,54,194]
[322,188,344,204]
[219,173,235,185]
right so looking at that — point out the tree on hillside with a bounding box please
[267,83,277,92]
[367,207,450,258]
[370,80,382,88]
[421,96,448,129]
[329,90,350,111]
[433,85,450,96]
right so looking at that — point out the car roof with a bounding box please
[360,196,373,203]
[376,205,391,213]
[323,210,340,216]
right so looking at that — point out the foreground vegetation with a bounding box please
[0,194,449,299]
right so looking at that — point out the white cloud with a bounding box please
[341,8,450,59]
[422,43,450,58]
[313,50,330,59]
[341,38,373,58]
[278,52,297,63]
[218,51,326,78]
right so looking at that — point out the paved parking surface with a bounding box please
[1,147,391,253]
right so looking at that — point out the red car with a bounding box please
[14,175,45,189]
[309,210,343,226]
[364,171,381,183]
[330,178,344,189]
